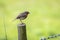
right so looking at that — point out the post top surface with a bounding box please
[18,23,26,27]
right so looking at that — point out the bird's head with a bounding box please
[24,11,29,14]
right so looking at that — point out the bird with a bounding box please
[16,11,30,23]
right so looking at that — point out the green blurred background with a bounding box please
[0,0,60,40]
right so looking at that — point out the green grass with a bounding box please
[0,0,60,40]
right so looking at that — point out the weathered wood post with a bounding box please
[17,23,27,40]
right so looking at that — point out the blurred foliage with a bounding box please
[0,0,60,40]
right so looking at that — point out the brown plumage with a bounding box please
[16,11,29,23]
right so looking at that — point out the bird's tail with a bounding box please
[12,18,23,23]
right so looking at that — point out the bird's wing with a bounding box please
[16,13,26,19]
[20,13,27,17]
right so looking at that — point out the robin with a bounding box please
[16,11,30,23]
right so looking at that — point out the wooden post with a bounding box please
[17,23,27,40]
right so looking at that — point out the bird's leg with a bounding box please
[20,19,23,23]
